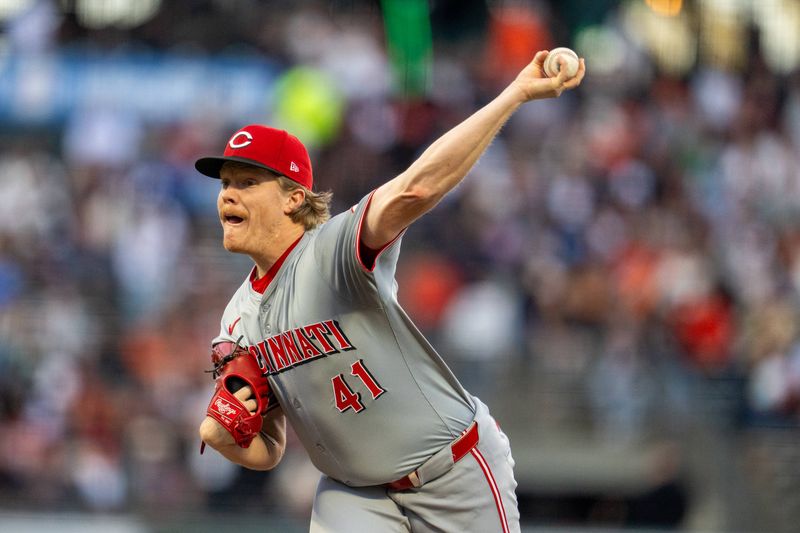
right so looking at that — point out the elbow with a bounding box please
[247,462,278,472]
[399,183,441,207]
[382,182,442,224]
[400,160,461,205]
[260,446,285,471]
[253,433,286,471]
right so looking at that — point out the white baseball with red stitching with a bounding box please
[544,47,579,78]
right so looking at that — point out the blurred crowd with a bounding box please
[1,0,800,529]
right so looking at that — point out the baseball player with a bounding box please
[197,50,585,532]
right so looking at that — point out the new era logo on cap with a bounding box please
[195,125,313,189]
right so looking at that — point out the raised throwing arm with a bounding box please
[361,50,585,249]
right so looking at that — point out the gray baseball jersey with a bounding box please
[213,193,477,486]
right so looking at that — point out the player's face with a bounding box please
[217,165,289,256]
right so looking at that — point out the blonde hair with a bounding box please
[276,175,332,230]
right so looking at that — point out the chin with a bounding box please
[222,238,245,254]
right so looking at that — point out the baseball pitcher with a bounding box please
[197,50,585,532]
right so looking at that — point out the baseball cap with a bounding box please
[195,125,313,189]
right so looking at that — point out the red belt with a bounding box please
[386,421,479,491]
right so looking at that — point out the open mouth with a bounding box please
[225,215,244,224]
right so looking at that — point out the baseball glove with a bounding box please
[201,338,271,453]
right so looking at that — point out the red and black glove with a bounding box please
[201,339,271,453]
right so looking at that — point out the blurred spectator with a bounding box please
[7,0,60,54]
[588,325,655,446]
[441,278,523,396]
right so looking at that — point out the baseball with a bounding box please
[543,47,580,78]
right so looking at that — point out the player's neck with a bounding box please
[252,224,305,278]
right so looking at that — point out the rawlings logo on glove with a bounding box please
[213,398,239,418]
[201,337,272,453]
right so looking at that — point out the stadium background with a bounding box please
[1,0,800,531]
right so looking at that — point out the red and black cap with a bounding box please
[195,125,313,189]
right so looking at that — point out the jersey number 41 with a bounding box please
[331,359,386,413]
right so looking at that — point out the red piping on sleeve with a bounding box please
[354,190,405,273]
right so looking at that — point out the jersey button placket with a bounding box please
[261,303,271,334]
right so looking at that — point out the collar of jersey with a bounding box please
[249,234,304,294]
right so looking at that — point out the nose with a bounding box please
[220,185,239,204]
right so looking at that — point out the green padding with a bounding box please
[381,0,433,97]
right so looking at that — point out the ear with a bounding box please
[283,187,306,215]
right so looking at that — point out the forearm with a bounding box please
[363,85,525,247]
[399,84,526,201]
[199,410,286,471]
[213,431,283,471]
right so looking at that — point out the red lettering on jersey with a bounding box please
[351,359,386,399]
[294,328,323,360]
[267,335,293,371]
[254,320,356,374]
[303,322,338,354]
[331,374,365,413]
[248,346,268,373]
[256,340,276,374]
[324,320,355,351]
[280,331,304,364]
[328,360,385,413]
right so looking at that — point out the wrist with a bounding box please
[503,83,529,106]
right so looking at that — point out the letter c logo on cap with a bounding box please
[228,131,253,149]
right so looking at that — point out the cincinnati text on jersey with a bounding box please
[243,319,356,375]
